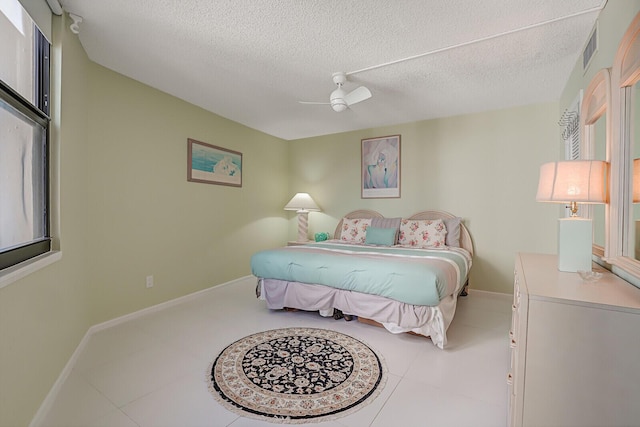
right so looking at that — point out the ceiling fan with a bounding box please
[295,8,605,114]
[299,72,372,112]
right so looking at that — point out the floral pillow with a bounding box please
[398,219,447,248]
[340,218,372,244]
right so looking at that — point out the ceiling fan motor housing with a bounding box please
[332,72,347,86]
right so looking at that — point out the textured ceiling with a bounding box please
[58,0,604,140]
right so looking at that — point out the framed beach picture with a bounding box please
[187,138,242,187]
[361,135,401,198]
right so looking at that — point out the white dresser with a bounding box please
[509,253,640,427]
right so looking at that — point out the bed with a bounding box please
[251,210,473,349]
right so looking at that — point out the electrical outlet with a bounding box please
[146,275,154,288]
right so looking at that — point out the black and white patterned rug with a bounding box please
[208,327,386,424]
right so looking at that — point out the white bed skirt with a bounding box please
[258,278,458,349]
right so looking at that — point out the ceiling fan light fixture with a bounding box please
[331,101,348,112]
[330,87,348,112]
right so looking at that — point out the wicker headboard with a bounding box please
[333,209,474,256]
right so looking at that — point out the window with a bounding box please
[0,0,51,271]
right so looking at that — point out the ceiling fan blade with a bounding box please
[344,86,372,106]
[298,101,330,105]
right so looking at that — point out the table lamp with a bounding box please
[284,193,321,242]
[536,160,607,272]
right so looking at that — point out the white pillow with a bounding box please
[340,218,372,244]
[398,219,447,248]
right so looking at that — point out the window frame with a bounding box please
[0,23,52,272]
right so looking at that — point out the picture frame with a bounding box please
[187,138,242,187]
[361,135,401,198]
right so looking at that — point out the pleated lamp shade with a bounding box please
[536,160,608,206]
[284,193,321,212]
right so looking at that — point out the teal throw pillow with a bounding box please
[365,227,397,246]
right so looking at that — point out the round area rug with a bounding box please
[208,327,386,424]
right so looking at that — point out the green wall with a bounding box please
[288,103,560,294]
[85,62,289,323]
[0,16,92,427]
[0,14,289,427]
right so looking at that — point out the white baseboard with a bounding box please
[29,275,254,427]
[29,325,92,427]
[90,275,253,333]
[467,288,513,301]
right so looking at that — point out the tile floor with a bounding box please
[39,278,512,427]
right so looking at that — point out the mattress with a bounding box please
[251,241,472,307]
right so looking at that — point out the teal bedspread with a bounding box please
[250,241,472,306]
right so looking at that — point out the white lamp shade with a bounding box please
[536,160,607,204]
[284,193,321,212]
[633,158,640,203]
